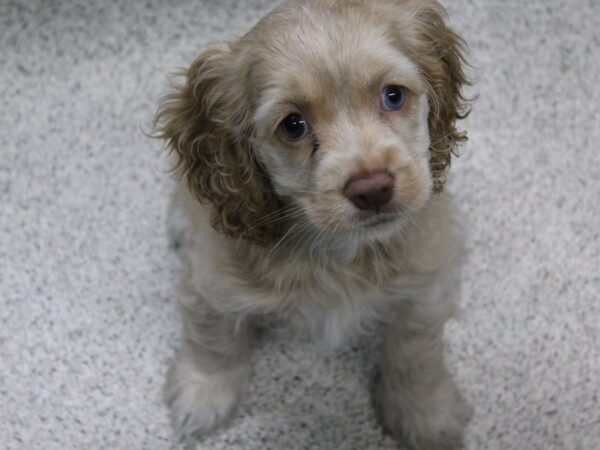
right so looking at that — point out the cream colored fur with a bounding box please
[156,1,472,449]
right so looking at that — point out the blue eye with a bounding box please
[279,113,310,141]
[381,85,406,111]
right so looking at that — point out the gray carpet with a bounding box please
[1,0,599,449]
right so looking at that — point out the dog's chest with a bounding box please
[246,251,408,346]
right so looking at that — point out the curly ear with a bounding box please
[393,0,471,191]
[154,44,282,243]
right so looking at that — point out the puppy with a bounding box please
[155,1,472,449]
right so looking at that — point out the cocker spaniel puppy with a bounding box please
[155,0,471,449]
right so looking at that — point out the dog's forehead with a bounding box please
[249,11,422,125]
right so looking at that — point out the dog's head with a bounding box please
[155,0,470,244]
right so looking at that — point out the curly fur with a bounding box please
[154,1,472,449]
[399,0,471,190]
[154,45,283,243]
[154,0,470,243]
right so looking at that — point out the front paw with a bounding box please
[164,357,246,445]
[374,374,472,450]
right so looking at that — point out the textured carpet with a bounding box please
[1,1,599,449]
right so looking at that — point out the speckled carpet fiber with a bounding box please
[1,0,599,449]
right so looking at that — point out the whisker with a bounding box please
[247,203,304,229]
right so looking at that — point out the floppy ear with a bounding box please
[154,44,282,244]
[394,0,471,191]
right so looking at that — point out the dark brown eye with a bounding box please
[279,113,310,141]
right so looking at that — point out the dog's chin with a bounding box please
[355,211,399,227]
[351,210,410,241]
[306,207,410,244]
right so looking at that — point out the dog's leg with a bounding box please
[375,282,472,450]
[164,274,255,445]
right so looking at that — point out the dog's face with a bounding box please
[251,16,433,239]
[156,0,469,244]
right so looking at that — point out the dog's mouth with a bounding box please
[356,211,399,228]
[300,194,406,235]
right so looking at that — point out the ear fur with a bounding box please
[390,0,471,191]
[154,44,282,244]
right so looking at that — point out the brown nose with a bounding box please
[343,171,394,212]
